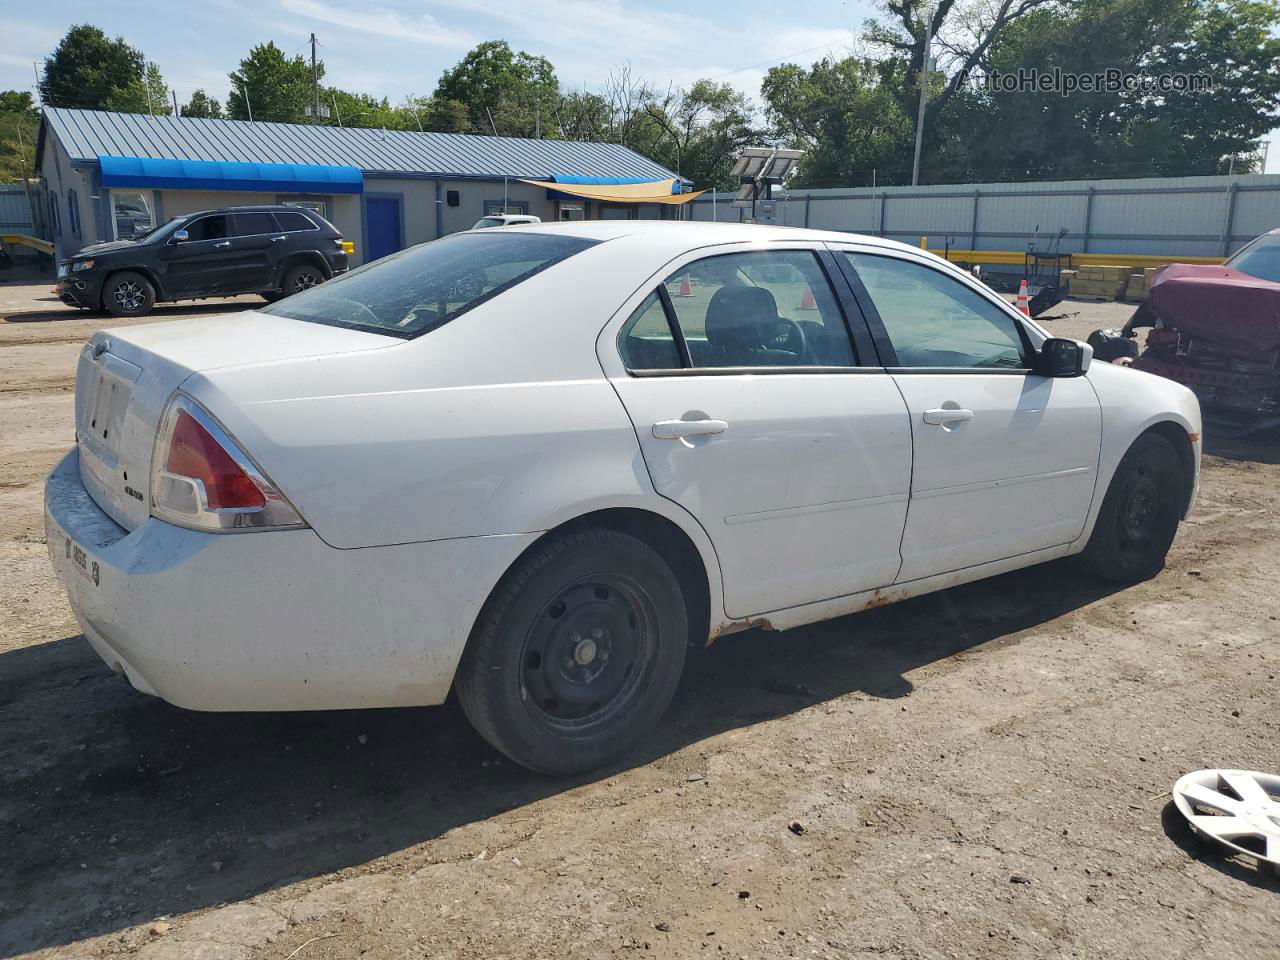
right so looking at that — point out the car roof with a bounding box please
[181,205,320,218]
[507,219,931,260]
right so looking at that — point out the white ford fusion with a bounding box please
[46,222,1200,773]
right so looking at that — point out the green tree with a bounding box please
[39,24,164,111]
[102,61,171,115]
[0,91,38,181]
[762,57,915,186]
[644,81,762,189]
[434,41,558,137]
[181,89,223,119]
[227,42,318,123]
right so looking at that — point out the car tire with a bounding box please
[259,290,284,303]
[102,271,156,317]
[456,526,688,775]
[1074,433,1185,584]
[280,263,325,297]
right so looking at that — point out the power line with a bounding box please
[706,33,856,82]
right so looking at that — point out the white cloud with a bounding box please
[278,0,477,49]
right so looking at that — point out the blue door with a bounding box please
[364,196,402,261]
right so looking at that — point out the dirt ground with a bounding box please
[1,283,1277,960]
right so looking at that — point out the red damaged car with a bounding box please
[1090,229,1280,434]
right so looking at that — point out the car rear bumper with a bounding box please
[45,447,536,711]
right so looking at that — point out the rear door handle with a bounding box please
[212,241,231,249]
[923,407,974,425]
[652,419,729,440]
[270,235,287,243]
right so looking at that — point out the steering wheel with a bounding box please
[763,315,808,362]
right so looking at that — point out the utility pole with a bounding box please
[310,33,321,125]
[911,3,937,187]
[172,90,179,115]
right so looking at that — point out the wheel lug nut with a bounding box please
[564,658,575,669]
[592,628,603,639]
[599,650,610,662]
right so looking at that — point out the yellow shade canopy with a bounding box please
[518,178,705,205]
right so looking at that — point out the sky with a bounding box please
[2,0,1277,173]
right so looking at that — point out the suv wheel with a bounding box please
[282,263,325,296]
[103,272,156,317]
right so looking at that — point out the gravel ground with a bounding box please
[1,284,1277,960]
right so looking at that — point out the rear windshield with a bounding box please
[260,231,597,338]
[473,217,505,228]
[1227,234,1280,284]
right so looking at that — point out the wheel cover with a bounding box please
[112,280,145,312]
[1172,769,1280,869]
[291,270,320,292]
[1115,462,1169,561]
[519,575,653,726]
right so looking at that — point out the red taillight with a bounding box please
[165,409,265,509]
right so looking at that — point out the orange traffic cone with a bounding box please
[1015,278,1031,316]
[798,286,818,310]
[676,274,694,297]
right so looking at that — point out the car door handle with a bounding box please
[923,407,974,425]
[652,419,729,440]
[212,241,231,249]
[270,235,287,242]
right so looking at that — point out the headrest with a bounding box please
[704,285,779,350]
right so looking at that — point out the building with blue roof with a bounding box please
[35,108,692,263]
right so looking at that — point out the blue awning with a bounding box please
[98,156,364,194]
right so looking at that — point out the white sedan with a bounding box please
[46,222,1200,774]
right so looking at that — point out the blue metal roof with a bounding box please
[100,156,364,193]
[42,108,682,183]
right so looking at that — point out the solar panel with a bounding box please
[731,146,773,179]
[731,183,755,208]
[760,149,804,181]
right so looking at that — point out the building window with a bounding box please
[280,199,330,221]
[112,191,153,240]
[485,199,529,216]
[48,193,61,236]
[67,189,81,236]
[599,204,637,220]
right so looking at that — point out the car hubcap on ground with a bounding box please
[113,281,144,312]
[292,271,320,292]
[520,577,649,723]
[1172,769,1280,872]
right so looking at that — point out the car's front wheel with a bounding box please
[102,271,156,317]
[1075,433,1186,583]
[456,527,687,775]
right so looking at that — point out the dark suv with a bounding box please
[56,204,351,317]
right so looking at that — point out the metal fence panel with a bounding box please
[0,185,33,233]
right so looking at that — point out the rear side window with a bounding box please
[260,231,598,338]
[657,250,855,369]
[233,212,276,236]
[273,211,317,232]
[185,215,228,242]
[620,292,682,370]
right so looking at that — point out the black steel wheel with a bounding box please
[102,271,156,317]
[456,527,687,775]
[1074,433,1185,583]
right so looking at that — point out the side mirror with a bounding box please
[1039,337,1091,377]
[171,228,189,243]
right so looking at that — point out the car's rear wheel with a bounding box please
[1075,433,1185,583]
[456,527,687,775]
[281,263,325,297]
[102,271,155,317]
[259,290,284,303]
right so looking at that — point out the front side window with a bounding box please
[184,215,229,242]
[233,212,276,236]
[112,191,153,240]
[662,250,855,368]
[260,231,597,338]
[843,253,1027,369]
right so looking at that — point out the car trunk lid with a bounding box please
[75,311,396,530]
